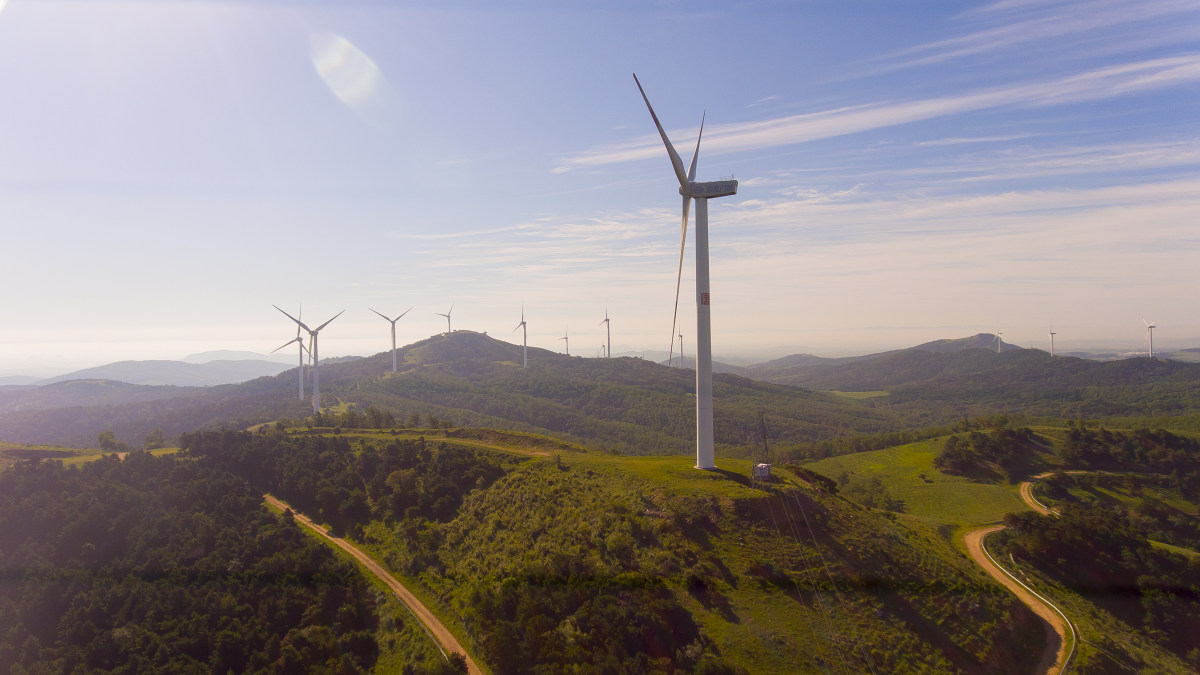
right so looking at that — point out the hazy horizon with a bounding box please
[2,1,1196,380]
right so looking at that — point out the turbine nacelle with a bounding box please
[687,180,738,199]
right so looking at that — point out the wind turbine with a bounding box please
[435,303,454,335]
[271,305,308,400]
[370,307,412,373]
[599,308,611,358]
[1144,319,1157,358]
[994,331,1003,354]
[560,327,569,356]
[678,331,684,368]
[635,73,738,471]
[512,303,528,368]
[274,305,344,414]
[1049,326,1056,357]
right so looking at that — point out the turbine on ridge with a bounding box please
[599,308,611,359]
[1144,319,1157,358]
[560,327,569,356]
[513,302,528,368]
[435,303,454,335]
[370,307,412,373]
[635,73,737,470]
[275,305,344,414]
[271,304,308,400]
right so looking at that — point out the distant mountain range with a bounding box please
[1,331,1197,450]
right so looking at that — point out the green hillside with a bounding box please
[183,427,1045,674]
[0,332,901,451]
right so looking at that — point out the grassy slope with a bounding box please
[802,438,1028,535]
[803,428,1198,673]
[351,436,1042,674]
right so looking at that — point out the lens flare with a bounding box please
[309,32,399,128]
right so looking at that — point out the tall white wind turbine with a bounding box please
[600,309,611,358]
[1144,319,1157,358]
[560,327,569,356]
[275,306,344,414]
[370,307,412,373]
[678,331,684,368]
[994,331,1003,354]
[271,305,308,400]
[435,303,454,335]
[513,303,528,368]
[1049,326,1056,357]
[635,74,737,470]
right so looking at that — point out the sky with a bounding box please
[0,0,1198,377]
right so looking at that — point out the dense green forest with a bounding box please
[0,452,381,674]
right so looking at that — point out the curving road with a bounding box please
[962,474,1077,675]
[263,494,483,675]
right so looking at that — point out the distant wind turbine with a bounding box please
[635,74,737,470]
[513,303,528,368]
[994,331,1003,354]
[370,307,412,373]
[271,305,308,400]
[1049,326,1056,357]
[678,331,684,368]
[435,303,454,335]
[1144,319,1157,358]
[599,308,611,358]
[274,305,344,414]
[560,327,569,356]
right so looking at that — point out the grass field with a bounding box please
[802,438,1029,533]
[824,390,890,399]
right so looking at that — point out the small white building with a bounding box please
[753,463,772,481]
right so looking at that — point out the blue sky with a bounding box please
[1,0,1198,376]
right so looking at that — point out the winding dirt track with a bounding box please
[964,525,1068,675]
[263,494,482,675]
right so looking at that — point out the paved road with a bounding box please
[263,494,483,675]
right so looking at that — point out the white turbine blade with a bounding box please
[398,307,413,320]
[370,308,391,322]
[274,305,312,333]
[687,112,705,182]
[633,73,690,193]
[314,309,345,333]
[448,302,455,316]
[668,194,690,362]
[270,337,299,354]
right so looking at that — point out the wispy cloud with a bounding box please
[871,0,1200,73]
[557,54,1200,172]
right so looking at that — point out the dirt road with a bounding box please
[263,494,483,675]
[964,525,1069,674]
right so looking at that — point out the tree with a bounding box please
[143,428,166,450]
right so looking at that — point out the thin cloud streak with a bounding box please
[558,55,1200,172]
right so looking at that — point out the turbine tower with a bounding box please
[1049,326,1056,357]
[600,309,611,358]
[513,303,528,368]
[271,305,308,400]
[994,331,1003,354]
[435,303,454,335]
[560,327,569,356]
[370,307,412,373]
[1144,319,1157,358]
[678,331,684,368]
[635,73,738,470]
[274,306,343,414]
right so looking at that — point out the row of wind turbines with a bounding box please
[276,75,738,469]
[271,302,662,415]
[995,319,1159,358]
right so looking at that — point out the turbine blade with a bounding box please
[369,308,391,322]
[270,338,298,354]
[668,194,690,362]
[314,310,345,333]
[274,305,311,333]
[398,307,413,319]
[687,112,704,182]
[633,74,690,193]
